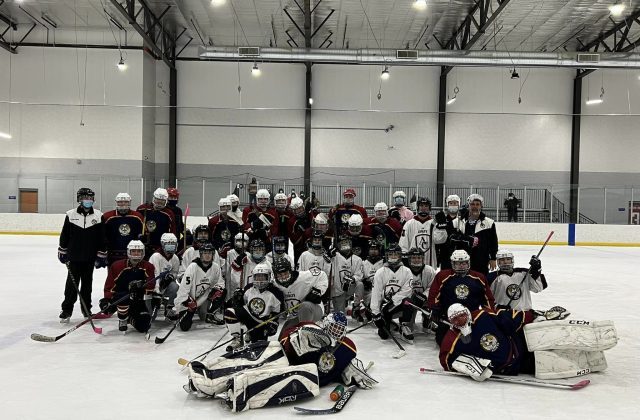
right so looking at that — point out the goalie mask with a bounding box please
[153,188,168,210]
[199,242,215,266]
[160,233,178,255]
[272,258,293,288]
[348,214,363,235]
[446,194,461,215]
[256,189,270,210]
[273,236,287,255]
[385,243,402,269]
[234,232,249,253]
[374,202,389,223]
[451,249,470,276]
[447,303,472,343]
[115,192,131,215]
[496,249,514,274]
[416,196,431,217]
[127,240,145,265]
[322,311,348,341]
[392,190,406,208]
[194,225,211,248]
[252,263,271,292]
[274,193,287,210]
[249,240,266,262]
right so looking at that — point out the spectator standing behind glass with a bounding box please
[248,177,258,206]
[504,192,520,222]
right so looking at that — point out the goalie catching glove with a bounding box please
[533,306,570,321]
[452,354,493,382]
[341,358,378,389]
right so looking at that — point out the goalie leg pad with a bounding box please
[451,354,493,382]
[226,363,320,412]
[534,349,607,379]
[188,341,288,397]
[524,320,618,352]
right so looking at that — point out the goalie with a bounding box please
[440,304,618,381]
[184,311,377,412]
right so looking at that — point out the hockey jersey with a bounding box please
[207,216,241,250]
[330,252,364,297]
[370,264,414,316]
[362,259,384,290]
[179,246,224,279]
[298,250,332,278]
[487,268,547,310]
[148,251,180,292]
[103,259,155,299]
[242,284,284,320]
[102,209,144,263]
[427,269,496,317]
[174,259,223,313]
[410,265,437,296]
[399,215,447,269]
[274,269,329,314]
[230,257,272,292]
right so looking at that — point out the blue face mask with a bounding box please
[81,200,93,209]
[164,244,177,253]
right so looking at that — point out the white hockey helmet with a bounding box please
[218,197,232,212]
[127,240,145,264]
[496,249,514,273]
[160,233,178,254]
[234,232,249,251]
[374,202,388,221]
[252,263,272,292]
[227,194,239,205]
[115,192,131,212]
[446,194,461,214]
[446,194,461,205]
[467,193,484,206]
[153,188,168,209]
[447,303,472,338]
[274,193,288,209]
[256,188,270,209]
[290,197,305,217]
[314,213,328,233]
[392,190,406,207]
[348,214,363,234]
[450,249,470,276]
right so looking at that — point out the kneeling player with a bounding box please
[488,249,546,310]
[148,233,180,318]
[100,240,155,333]
[223,263,284,350]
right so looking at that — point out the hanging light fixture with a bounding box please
[510,68,520,79]
[211,0,227,6]
[609,2,626,17]
[447,86,459,105]
[380,66,390,80]
[251,62,261,77]
[117,53,127,71]
[585,73,605,105]
[0,132,11,139]
[413,0,428,10]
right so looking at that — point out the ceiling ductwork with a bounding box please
[199,46,640,70]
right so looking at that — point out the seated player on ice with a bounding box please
[351,240,384,323]
[487,249,547,310]
[440,303,618,381]
[404,247,436,332]
[184,311,377,412]
[147,233,180,319]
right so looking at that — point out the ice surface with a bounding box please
[1,235,638,420]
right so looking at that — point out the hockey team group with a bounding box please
[46,186,619,412]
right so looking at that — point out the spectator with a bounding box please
[504,192,520,222]
[248,177,258,206]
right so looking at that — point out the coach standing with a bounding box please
[57,187,107,322]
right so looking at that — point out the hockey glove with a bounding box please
[533,306,570,321]
[342,275,355,292]
[410,292,427,308]
[322,249,332,263]
[128,279,146,300]
[208,287,226,311]
[233,253,246,268]
[264,320,279,337]
[529,255,542,279]
[362,277,373,291]
[57,247,68,264]
[94,251,108,269]
[289,325,333,357]
[452,354,493,382]
[99,297,112,312]
[389,209,401,222]
[159,273,176,291]
[219,243,232,258]
[434,211,448,229]
[458,207,469,220]
[304,287,323,304]
[185,297,198,312]
[372,314,389,340]
[341,358,378,389]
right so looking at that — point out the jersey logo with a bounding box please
[411,279,424,293]
[480,333,499,352]
[383,284,400,300]
[119,223,131,236]
[318,351,336,373]
[455,284,470,300]
[309,266,322,276]
[221,229,231,241]
[352,246,362,256]
[91,219,98,225]
[248,297,266,317]
[341,214,350,223]
[506,283,522,300]
[146,220,157,232]
[415,233,431,252]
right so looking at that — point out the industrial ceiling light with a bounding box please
[510,68,520,79]
[211,0,227,6]
[447,86,459,105]
[586,87,605,105]
[380,66,390,80]
[117,54,127,71]
[609,2,626,16]
[308,97,314,105]
[413,0,428,10]
[0,132,11,139]
[251,62,261,77]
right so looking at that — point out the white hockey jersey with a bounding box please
[489,268,547,311]
[363,259,384,285]
[179,246,224,279]
[409,265,437,295]
[229,257,272,293]
[297,250,331,278]
[370,264,414,316]
[331,252,364,297]
[148,251,180,292]
[265,252,294,267]
[242,285,284,321]
[274,268,329,315]
[174,259,224,313]
[399,217,447,269]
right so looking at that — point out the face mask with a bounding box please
[447,205,459,214]
[168,199,178,206]
[164,244,177,253]
[81,200,93,209]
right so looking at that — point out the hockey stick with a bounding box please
[154,310,190,344]
[403,301,453,327]
[419,367,590,390]
[346,319,373,334]
[31,271,169,343]
[379,322,406,359]
[65,262,102,334]
[179,329,229,372]
[177,302,303,366]
[294,386,357,415]
[504,230,554,308]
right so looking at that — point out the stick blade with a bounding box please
[154,336,166,344]
[571,379,590,390]
[30,333,56,343]
[92,326,103,334]
[392,350,406,359]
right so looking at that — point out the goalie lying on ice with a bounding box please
[184,311,377,412]
[440,304,618,381]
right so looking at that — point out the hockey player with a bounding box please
[166,187,185,250]
[328,188,367,237]
[404,248,436,331]
[179,225,224,281]
[102,192,144,266]
[352,240,384,322]
[229,239,271,298]
[223,263,284,349]
[148,233,180,318]
[169,242,225,331]
[427,249,496,345]
[330,235,364,314]
[136,188,176,259]
[265,236,294,266]
[226,194,244,225]
[488,250,546,310]
[100,240,154,332]
[367,202,402,248]
[297,231,332,278]
[273,192,293,240]
[272,258,329,335]
[287,197,314,261]
[451,194,498,276]
[242,188,278,245]
[389,190,414,224]
[184,311,377,412]
[399,196,447,269]
[223,232,249,292]
[208,197,241,250]
[58,187,107,322]
[346,214,372,258]
[370,243,415,343]
[434,194,461,270]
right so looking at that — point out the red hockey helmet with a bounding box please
[343,188,356,198]
[166,187,180,199]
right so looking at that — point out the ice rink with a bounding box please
[1,234,637,420]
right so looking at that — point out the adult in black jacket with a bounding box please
[57,188,107,322]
